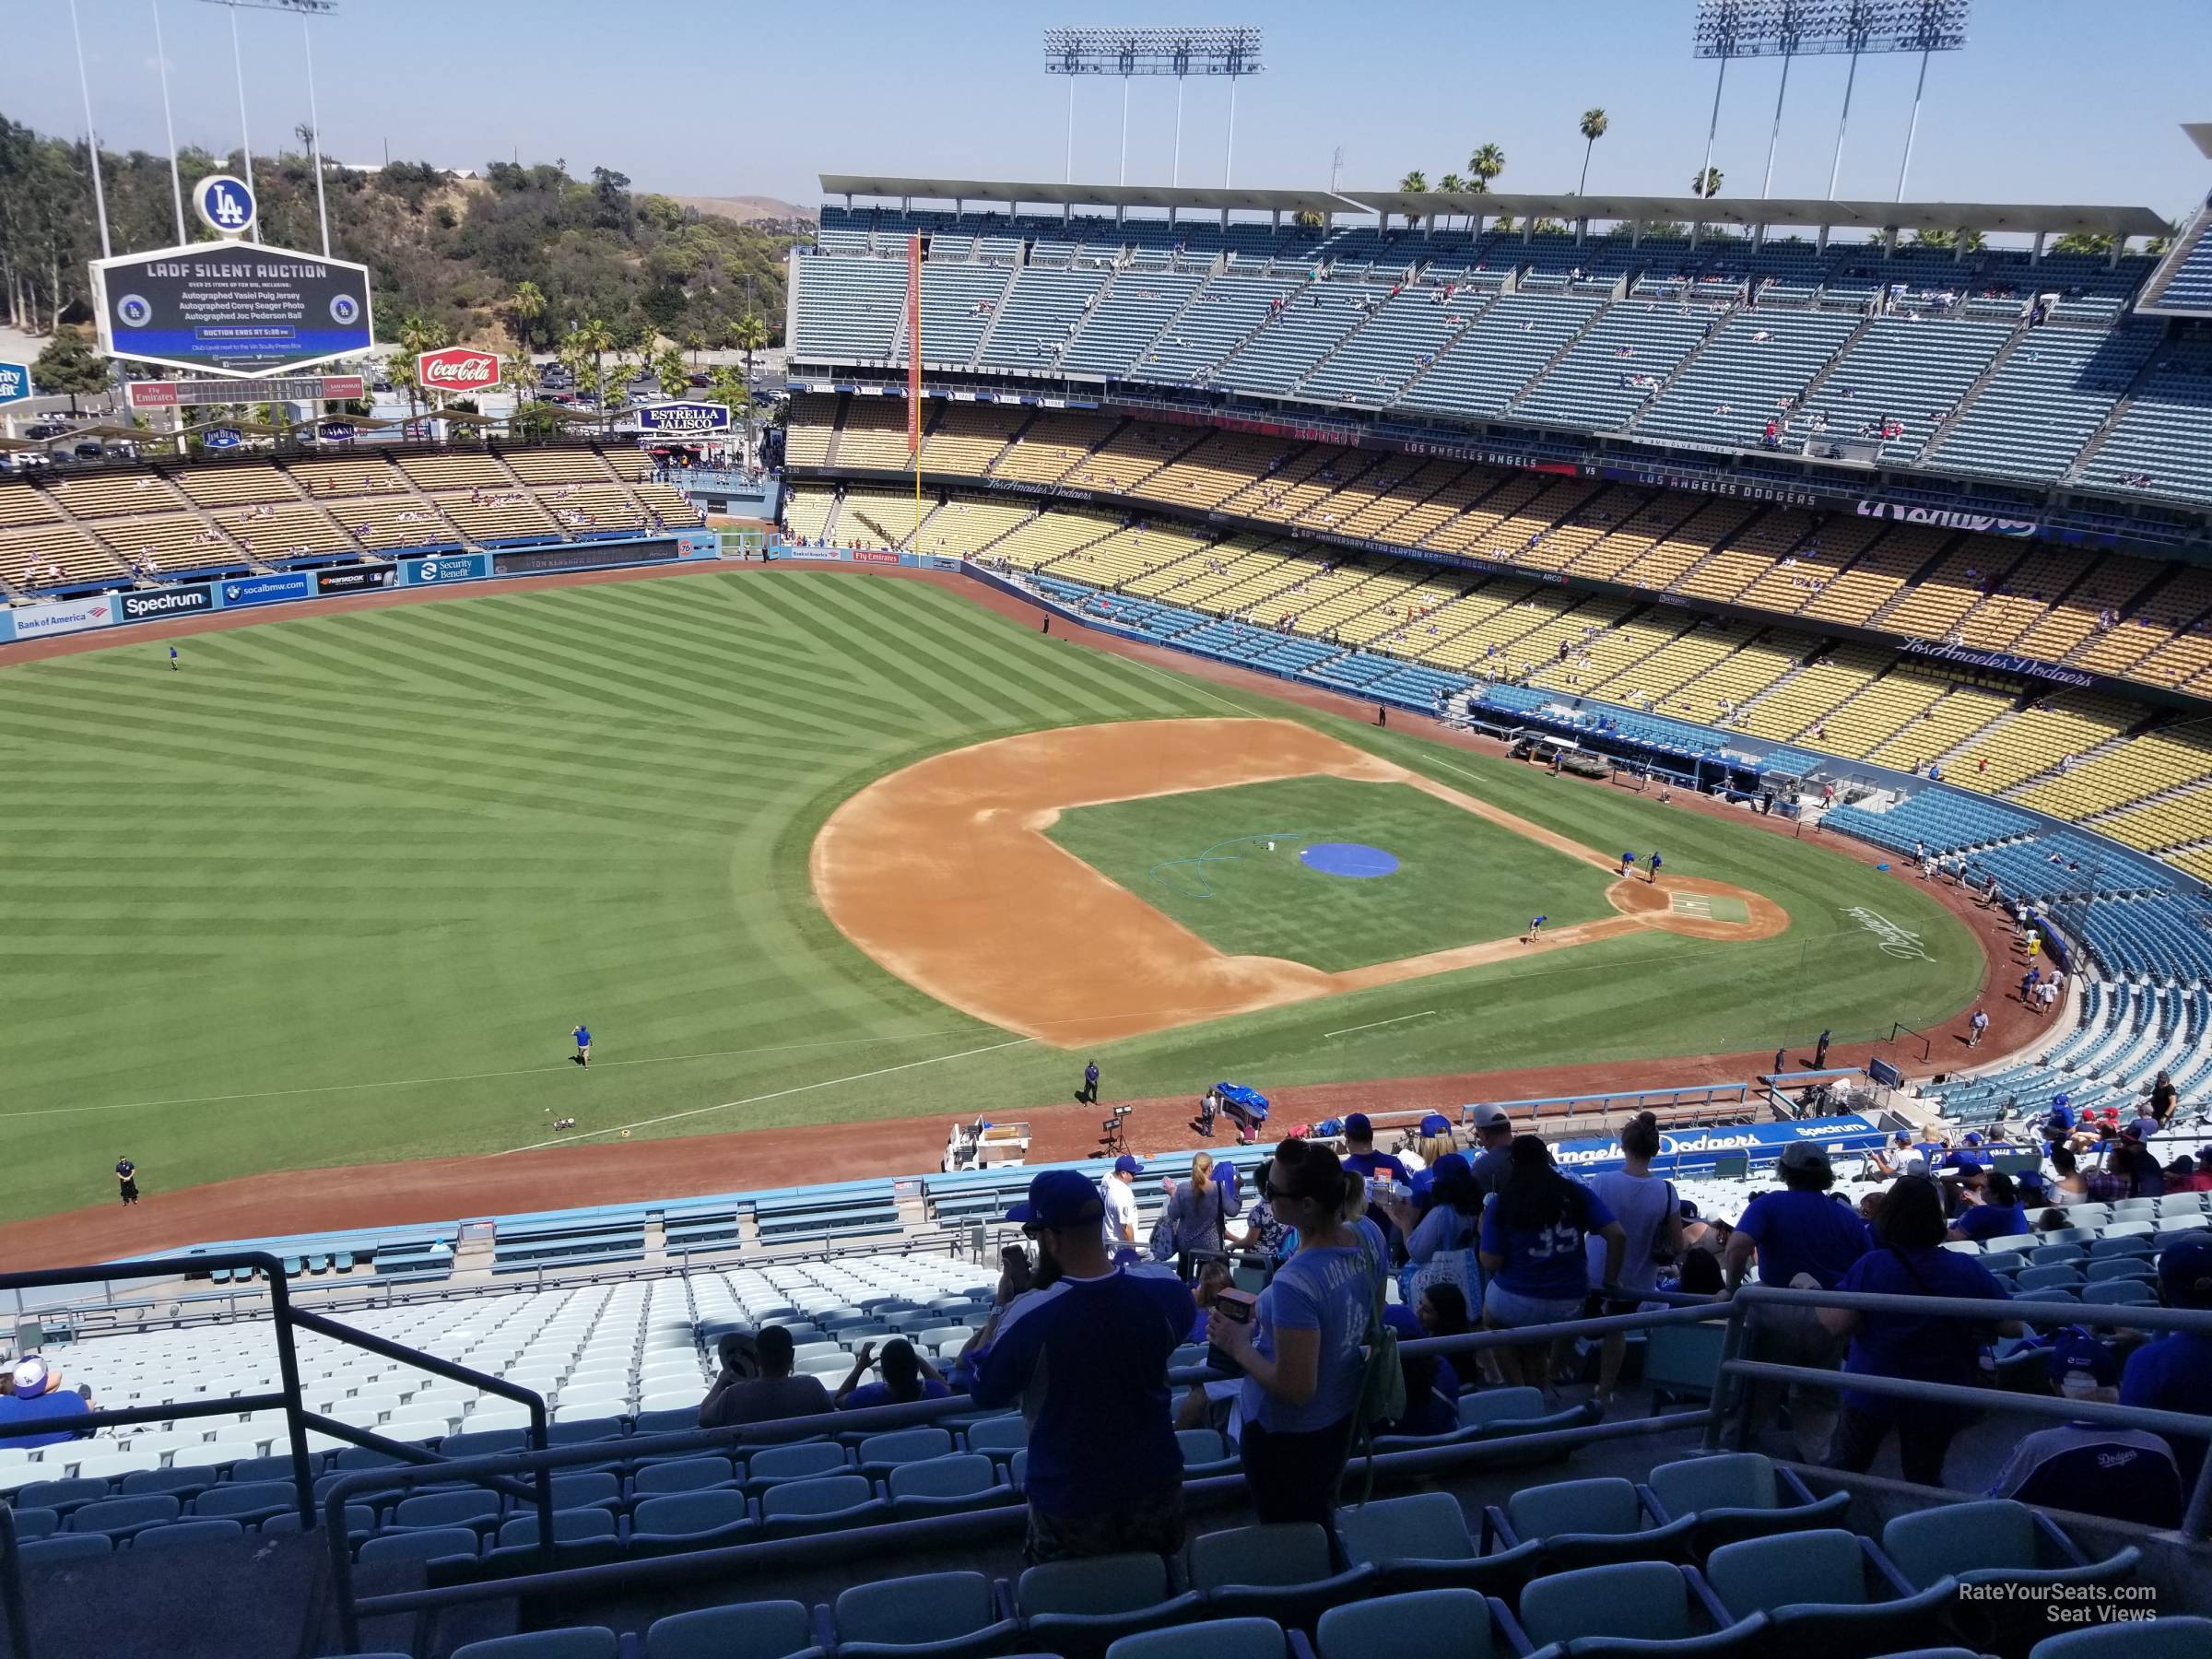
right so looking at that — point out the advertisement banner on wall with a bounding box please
[316,565,398,594]
[853,549,900,566]
[220,571,313,609]
[9,596,120,640]
[1547,1114,1885,1179]
[118,583,215,622]
[399,552,490,587]
[633,401,732,436]
[1856,499,2037,537]
[677,530,720,559]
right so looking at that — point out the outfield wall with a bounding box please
[0,529,724,648]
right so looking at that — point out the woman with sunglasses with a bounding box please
[1209,1138,1386,1524]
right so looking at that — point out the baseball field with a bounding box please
[0,566,1985,1225]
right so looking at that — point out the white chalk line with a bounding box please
[0,1028,993,1122]
[493,1035,1035,1154]
[1325,1010,1438,1039]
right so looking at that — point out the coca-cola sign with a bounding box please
[416,347,502,394]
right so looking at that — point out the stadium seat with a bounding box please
[629,1490,755,1549]
[834,1570,1018,1656]
[1641,1452,1851,1546]
[759,1474,887,1534]
[358,1526,480,1567]
[15,1534,113,1563]
[1486,1476,1694,1566]
[1102,1618,1288,1659]
[2030,1618,2212,1657]
[1335,1490,1542,1598]
[392,1489,502,1531]
[1313,1588,1512,1659]
[6,1508,59,1540]
[67,1495,181,1539]
[131,1518,244,1551]
[194,1480,300,1522]
[632,1455,736,1495]
[1703,1527,1960,1659]
[1882,1499,2141,1651]
[449,1631,618,1659]
[644,1600,822,1659]
[855,1427,955,1473]
[1016,1552,1204,1658]
[1515,1559,1749,1653]
[494,1507,618,1547]
[885,1453,1009,1516]
[743,1441,848,1490]
[964,1416,1028,1455]
[1186,1522,1376,1630]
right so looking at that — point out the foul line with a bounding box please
[0,1029,993,1122]
[1324,1010,1437,1039]
[490,1035,1035,1154]
[1119,653,1264,719]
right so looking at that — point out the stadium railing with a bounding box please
[255,1288,2212,1651]
[0,1248,559,1632]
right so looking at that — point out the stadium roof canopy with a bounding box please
[818,174,2169,238]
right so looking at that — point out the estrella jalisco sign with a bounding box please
[633,401,732,436]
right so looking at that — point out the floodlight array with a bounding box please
[1692,0,1967,59]
[1042,26,1264,77]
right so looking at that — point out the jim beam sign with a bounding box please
[416,347,502,397]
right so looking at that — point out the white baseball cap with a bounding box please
[1465,1103,1512,1132]
[12,1355,58,1398]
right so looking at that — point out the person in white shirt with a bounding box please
[1100,1154,1144,1258]
[1583,1112,1685,1408]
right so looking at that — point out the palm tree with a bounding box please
[1577,109,1608,195]
[729,312,770,465]
[1690,166,1724,199]
[1467,143,1506,194]
[507,280,545,352]
[571,316,614,418]
[1398,170,1428,229]
[1435,173,1465,230]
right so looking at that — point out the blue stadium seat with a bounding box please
[2030,1617,2212,1658]
[449,1631,618,1659]
[131,1518,244,1551]
[357,1527,480,1567]
[1703,1527,1959,1659]
[644,1600,822,1659]
[1313,1588,1512,1659]
[1484,1476,1695,1567]
[834,1570,1018,1657]
[632,1455,736,1495]
[1102,1618,1288,1659]
[1514,1559,1758,1654]
[629,1490,755,1550]
[1640,1452,1851,1547]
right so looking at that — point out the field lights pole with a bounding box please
[66,0,113,261]
[1044,28,1263,188]
[302,12,332,256]
[150,0,189,244]
[228,3,257,241]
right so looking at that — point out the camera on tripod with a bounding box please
[1098,1103,1135,1156]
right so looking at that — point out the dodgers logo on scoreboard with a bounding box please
[193,173,257,238]
[634,401,731,435]
[0,361,31,406]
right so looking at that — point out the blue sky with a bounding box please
[12,0,2208,222]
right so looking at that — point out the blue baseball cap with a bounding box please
[1006,1170,1106,1230]
[1343,1113,1373,1140]
[1963,1132,1983,1146]
[1418,1113,1452,1136]
[2015,1168,2049,1196]
[2047,1327,2120,1390]
[1112,1154,1144,1175]
[2159,1234,2212,1310]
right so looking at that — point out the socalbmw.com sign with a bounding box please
[634,401,732,436]
[416,347,501,395]
[0,361,32,406]
[193,173,257,239]
[90,241,375,377]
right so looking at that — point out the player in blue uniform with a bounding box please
[571,1023,592,1067]
[168,644,179,672]
[1647,851,1663,884]
[1524,914,1547,943]
[1619,851,1634,878]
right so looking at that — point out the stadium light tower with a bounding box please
[1694,1,1968,202]
[1043,28,1264,187]
[193,0,340,251]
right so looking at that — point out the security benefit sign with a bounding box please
[634,401,732,437]
[91,241,374,377]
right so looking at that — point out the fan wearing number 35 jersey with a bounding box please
[1478,1135,1627,1348]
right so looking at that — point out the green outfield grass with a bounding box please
[0,570,1985,1224]
[1046,776,1616,971]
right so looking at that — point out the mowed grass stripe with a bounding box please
[0,571,1983,1224]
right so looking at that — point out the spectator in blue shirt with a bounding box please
[2121,1234,2212,1492]
[971,1169,1196,1564]
[833,1338,950,1412]
[1380,1284,1469,1439]
[1340,1113,1412,1241]
[1949,1169,2029,1243]
[1211,1138,1387,1524]
[1725,1141,1872,1458]
[1478,1135,1627,1390]
[0,1357,93,1450]
[1991,1328,2183,1528]
[1819,1175,2020,1487]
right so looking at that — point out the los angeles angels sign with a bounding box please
[416,347,502,395]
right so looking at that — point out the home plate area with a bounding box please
[1671,891,1752,924]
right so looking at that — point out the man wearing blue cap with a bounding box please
[971,1170,1195,1564]
[1340,1113,1411,1242]
[2121,1233,2212,1491]
[1990,1327,2183,1527]
[1100,1154,1143,1261]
